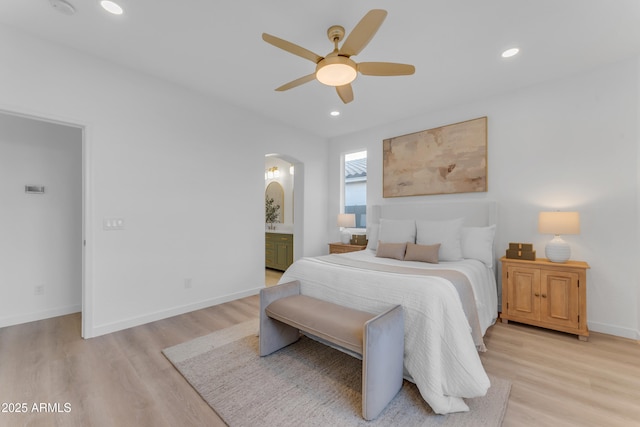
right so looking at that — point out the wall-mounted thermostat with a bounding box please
[25,185,45,194]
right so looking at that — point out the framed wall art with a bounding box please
[383,117,487,198]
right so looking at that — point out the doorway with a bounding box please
[264,154,304,285]
[0,110,86,335]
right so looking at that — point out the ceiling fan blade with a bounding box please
[358,62,415,76]
[339,9,387,57]
[336,84,354,104]
[275,73,316,91]
[262,33,323,64]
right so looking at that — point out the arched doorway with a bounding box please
[264,154,303,285]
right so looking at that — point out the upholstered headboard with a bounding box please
[370,200,497,227]
[369,199,498,269]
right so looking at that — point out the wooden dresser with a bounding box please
[500,256,590,341]
[265,233,293,271]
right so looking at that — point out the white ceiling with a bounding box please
[1,1,639,138]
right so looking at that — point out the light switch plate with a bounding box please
[103,218,125,231]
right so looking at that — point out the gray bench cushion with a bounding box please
[266,295,376,354]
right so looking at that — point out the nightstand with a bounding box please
[328,242,367,254]
[500,256,590,341]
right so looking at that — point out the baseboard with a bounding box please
[588,320,640,340]
[0,304,81,329]
[87,287,262,338]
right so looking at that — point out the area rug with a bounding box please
[163,319,510,427]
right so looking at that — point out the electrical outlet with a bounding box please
[34,285,44,295]
[184,278,192,289]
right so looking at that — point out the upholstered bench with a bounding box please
[259,280,404,421]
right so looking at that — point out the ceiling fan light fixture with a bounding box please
[316,57,357,87]
[263,9,413,103]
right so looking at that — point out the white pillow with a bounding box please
[416,218,463,261]
[378,219,416,245]
[366,224,379,251]
[461,224,496,267]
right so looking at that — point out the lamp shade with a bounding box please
[337,213,356,228]
[538,212,580,235]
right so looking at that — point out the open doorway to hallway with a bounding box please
[0,112,84,331]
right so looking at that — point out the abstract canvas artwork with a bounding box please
[383,117,487,197]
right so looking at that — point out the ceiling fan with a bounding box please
[262,9,415,104]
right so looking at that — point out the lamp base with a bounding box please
[545,235,571,263]
[340,229,351,244]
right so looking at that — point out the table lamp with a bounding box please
[337,213,356,244]
[538,211,580,263]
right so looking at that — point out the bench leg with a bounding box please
[259,280,302,356]
[361,305,404,421]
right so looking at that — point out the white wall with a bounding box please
[329,57,640,340]
[0,114,82,327]
[0,25,328,337]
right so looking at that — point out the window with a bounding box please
[343,150,367,228]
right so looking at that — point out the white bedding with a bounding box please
[279,249,498,414]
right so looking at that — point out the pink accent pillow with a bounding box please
[375,241,407,260]
[404,243,440,264]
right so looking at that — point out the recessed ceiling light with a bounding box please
[501,48,520,58]
[101,0,123,15]
[330,111,340,117]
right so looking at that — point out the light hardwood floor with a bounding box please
[264,268,282,287]
[1,287,639,426]
[0,298,258,427]
[481,321,640,426]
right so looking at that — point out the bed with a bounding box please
[279,200,499,414]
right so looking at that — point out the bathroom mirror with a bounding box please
[265,182,284,223]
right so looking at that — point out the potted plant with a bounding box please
[265,196,280,230]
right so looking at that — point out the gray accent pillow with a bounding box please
[404,243,440,263]
[375,241,407,260]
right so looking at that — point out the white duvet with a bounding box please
[279,250,498,414]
